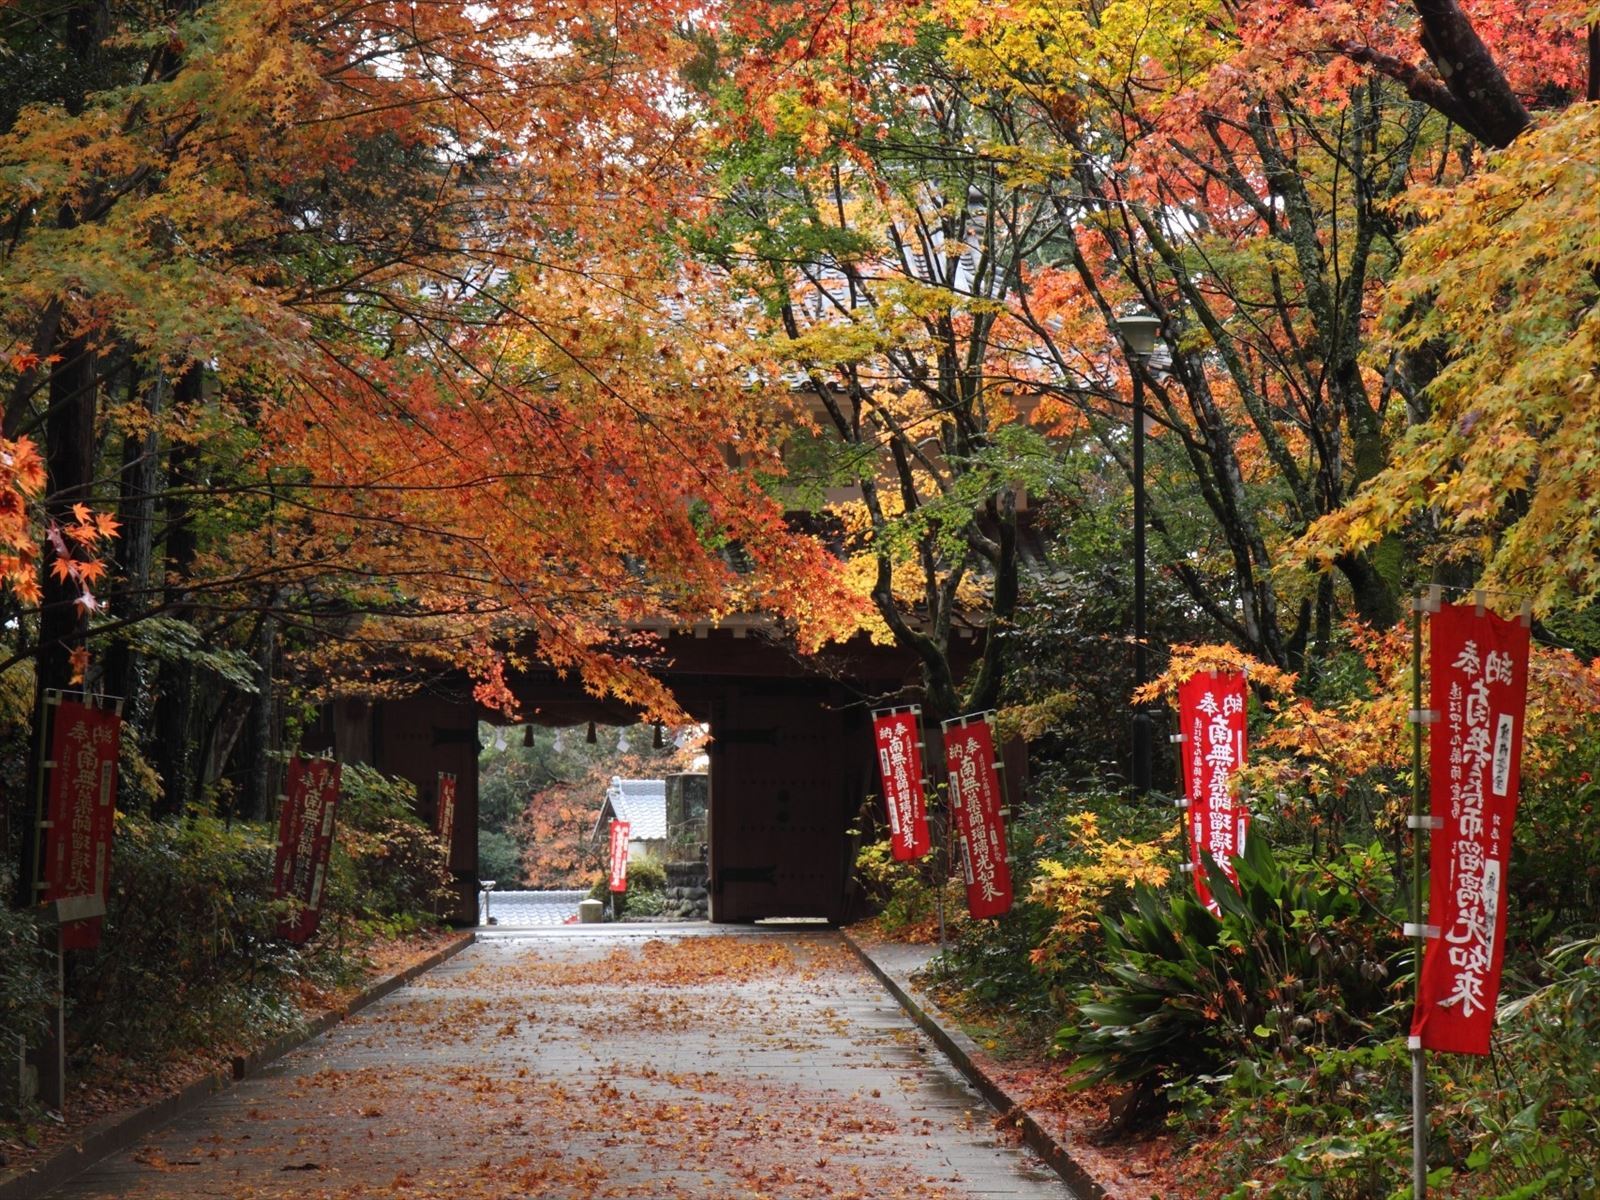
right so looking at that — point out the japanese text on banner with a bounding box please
[944,718,1012,919]
[609,820,631,893]
[1178,672,1249,913]
[273,757,342,944]
[42,700,121,950]
[436,773,457,863]
[873,711,931,861]
[1412,603,1529,1056]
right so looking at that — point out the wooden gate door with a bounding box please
[707,684,866,923]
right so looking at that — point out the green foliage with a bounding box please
[618,889,669,917]
[1064,838,1398,1110]
[1195,1042,1417,1199]
[39,765,448,1077]
[117,616,260,695]
[915,790,1152,1049]
[1190,937,1600,1198]
[920,787,1169,1049]
[626,855,668,894]
[1507,735,1600,950]
[587,855,665,907]
[476,829,523,886]
[0,867,52,1119]
[69,813,311,1060]
[1443,936,1600,1199]
[854,838,945,937]
[330,763,453,924]
[934,900,1059,1019]
[1001,499,1210,789]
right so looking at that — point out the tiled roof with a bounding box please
[604,777,667,840]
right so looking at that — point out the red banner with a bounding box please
[1178,671,1250,912]
[273,757,342,943]
[944,716,1012,918]
[436,772,457,864]
[608,819,631,892]
[873,709,931,861]
[1412,603,1530,1056]
[41,700,121,950]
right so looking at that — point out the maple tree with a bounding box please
[1300,99,1600,614]
[720,0,1597,678]
[0,0,864,853]
[690,0,1526,699]
[688,11,1078,717]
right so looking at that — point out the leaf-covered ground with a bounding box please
[1,928,466,1181]
[41,930,1072,1199]
[848,928,1184,1200]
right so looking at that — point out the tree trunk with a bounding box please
[151,366,202,818]
[1413,0,1530,147]
[102,370,166,788]
[16,333,98,899]
[238,607,277,822]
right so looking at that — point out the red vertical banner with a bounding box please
[436,772,457,863]
[608,819,631,893]
[41,699,121,950]
[872,708,931,861]
[1177,671,1250,913]
[271,771,304,904]
[943,714,1012,919]
[1412,603,1530,1056]
[273,757,342,943]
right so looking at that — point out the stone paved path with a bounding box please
[44,928,1073,1199]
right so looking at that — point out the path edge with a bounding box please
[841,930,1109,1200]
[0,930,476,1200]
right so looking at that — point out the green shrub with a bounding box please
[854,839,944,936]
[921,786,1173,1047]
[55,765,451,1069]
[0,867,52,1120]
[627,855,667,894]
[70,813,312,1061]
[1437,935,1600,1198]
[619,889,668,917]
[1064,837,1398,1118]
[1189,1041,1418,1199]
[926,899,1058,1022]
[1508,739,1600,954]
[587,854,663,903]
[1188,937,1600,1198]
[331,763,453,923]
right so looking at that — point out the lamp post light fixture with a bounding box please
[1117,309,1161,794]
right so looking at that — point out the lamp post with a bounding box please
[1117,310,1161,794]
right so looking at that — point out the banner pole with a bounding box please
[991,712,1015,889]
[30,692,63,1111]
[937,806,947,951]
[927,718,945,952]
[29,690,60,903]
[1410,593,1427,1200]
